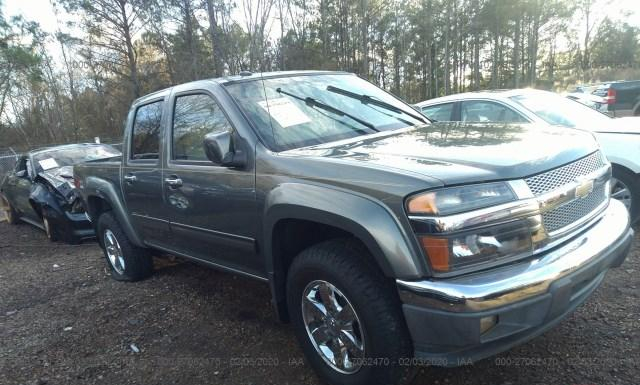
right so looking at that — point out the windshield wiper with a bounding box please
[276,88,379,132]
[326,85,429,124]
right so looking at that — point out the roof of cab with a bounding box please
[132,70,353,106]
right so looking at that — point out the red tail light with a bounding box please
[604,88,616,105]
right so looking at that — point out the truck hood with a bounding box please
[282,122,600,185]
[37,166,77,202]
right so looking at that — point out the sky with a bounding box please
[3,0,640,66]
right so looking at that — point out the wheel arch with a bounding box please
[82,177,145,247]
[263,183,424,322]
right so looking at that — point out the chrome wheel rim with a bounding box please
[611,177,632,211]
[104,229,125,274]
[301,280,365,374]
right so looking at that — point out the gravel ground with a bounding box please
[0,219,638,385]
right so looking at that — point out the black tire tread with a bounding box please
[287,238,416,385]
[97,212,153,281]
[613,166,640,224]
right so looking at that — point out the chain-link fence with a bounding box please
[0,148,20,182]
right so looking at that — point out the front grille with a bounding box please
[541,184,607,232]
[525,152,606,195]
[525,151,608,234]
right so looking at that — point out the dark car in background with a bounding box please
[593,80,640,116]
[0,143,121,243]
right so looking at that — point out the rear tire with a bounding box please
[611,166,640,224]
[97,212,153,281]
[286,238,416,385]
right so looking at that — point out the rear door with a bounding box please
[163,89,260,276]
[122,98,172,247]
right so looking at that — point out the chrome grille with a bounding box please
[525,151,608,234]
[541,184,607,232]
[525,152,606,195]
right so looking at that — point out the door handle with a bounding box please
[124,174,137,183]
[165,176,183,188]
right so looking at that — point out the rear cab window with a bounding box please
[131,101,163,161]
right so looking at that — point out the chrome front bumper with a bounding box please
[398,199,632,312]
[397,199,633,364]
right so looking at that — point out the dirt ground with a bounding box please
[0,219,638,385]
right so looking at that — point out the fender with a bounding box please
[263,183,425,320]
[29,182,63,218]
[83,176,145,247]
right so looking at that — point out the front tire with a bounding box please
[43,216,59,242]
[286,239,416,385]
[97,212,153,281]
[2,197,19,225]
[611,166,640,224]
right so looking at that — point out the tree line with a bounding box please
[1,0,638,148]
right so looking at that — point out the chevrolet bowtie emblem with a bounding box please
[575,178,594,199]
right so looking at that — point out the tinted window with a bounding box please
[461,101,527,123]
[172,94,232,161]
[421,103,454,121]
[131,101,163,160]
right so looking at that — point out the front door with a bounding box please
[163,91,260,276]
[3,156,36,221]
[122,99,171,247]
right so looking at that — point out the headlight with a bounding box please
[406,182,516,216]
[418,220,533,272]
[406,182,532,273]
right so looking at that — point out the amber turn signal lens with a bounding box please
[407,192,438,214]
[420,236,449,272]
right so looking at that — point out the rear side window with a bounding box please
[172,93,232,161]
[131,101,163,160]
[421,103,454,122]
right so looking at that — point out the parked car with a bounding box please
[592,80,640,116]
[74,71,633,385]
[0,143,121,242]
[565,91,607,112]
[416,89,640,223]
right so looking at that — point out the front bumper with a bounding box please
[43,207,94,243]
[397,199,633,366]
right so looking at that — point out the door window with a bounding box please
[460,101,527,123]
[131,101,163,160]
[421,103,454,122]
[172,93,232,161]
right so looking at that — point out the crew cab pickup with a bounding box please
[74,71,633,385]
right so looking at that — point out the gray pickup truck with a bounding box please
[74,71,633,385]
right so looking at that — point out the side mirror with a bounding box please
[203,131,247,168]
[14,170,27,178]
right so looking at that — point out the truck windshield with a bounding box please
[224,74,427,151]
[511,93,611,129]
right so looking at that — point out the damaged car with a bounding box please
[0,143,121,243]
